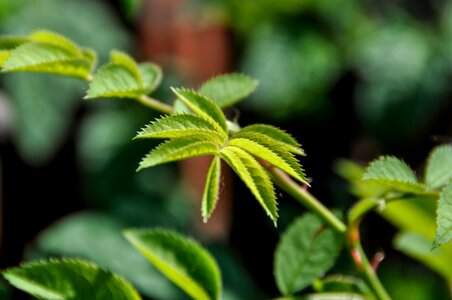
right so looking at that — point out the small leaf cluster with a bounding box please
[135,87,307,225]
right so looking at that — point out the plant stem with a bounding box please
[269,167,346,234]
[137,95,173,114]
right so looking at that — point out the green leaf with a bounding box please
[30,30,81,56]
[138,136,219,170]
[274,213,343,295]
[135,114,225,143]
[2,258,142,300]
[139,63,162,93]
[394,232,452,278]
[362,156,425,193]
[0,36,29,50]
[124,229,222,300]
[198,73,258,108]
[234,124,304,155]
[433,181,452,249]
[2,42,94,80]
[228,135,307,183]
[172,88,228,135]
[425,145,452,190]
[202,156,222,223]
[110,50,142,83]
[220,145,278,225]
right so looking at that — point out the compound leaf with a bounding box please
[172,88,227,135]
[135,114,225,143]
[228,136,307,183]
[433,181,452,249]
[138,136,218,170]
[220,145,277,225]
[425,145,452,190]
[198,73,258,108]
[274,213,343,296]
[234,124,304,155]
[124,229,222,300]
[362,156,425,194]
[2,258,141,300]
[202,156,222,223]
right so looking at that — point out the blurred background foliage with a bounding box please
[0,0,451,299]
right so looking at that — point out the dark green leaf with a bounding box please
[425,145,452,190]
[198,73,258,108]
[172,88,227,135]
[363,156,425,193]
[433,181,452,248]
[220,145,278,225]
[235,124,304,155]
[202,156,222,223]
[138,136,219,170]
[274,213,343,295]
[124,229,222,300]
[2,258,142,300]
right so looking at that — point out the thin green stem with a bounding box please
[137,95,173,114]
[269,167,346,234]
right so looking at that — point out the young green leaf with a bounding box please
[198,73,258,108]
[124,229,222,300]
[172,88,227,135]
[228,136,307,183]
[433,181,452,249]
[135,114,225,143]
[202,156,222,223]
[274,213,343,296]
[30,30,81,56]
[0,36,28,67]
[139,63,162,93]
[110,50,142,83]
[362,156,425,194]
[425,144,452,190]
[234,124,305,155]
[220,145,278,225]
[2,258,142,300]
[138,136,219,170]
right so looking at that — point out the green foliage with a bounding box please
[274,213,343,295]
[362,156,425,193]
[425,145,452,190]
[202,156,222,222]
[1,30,96,80]
[433,182,452,249]
[2,258,141,300]
[86,50,161,99]
[124,229,222,300]
[198,73,258,108]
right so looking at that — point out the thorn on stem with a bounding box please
[371,251,385,271]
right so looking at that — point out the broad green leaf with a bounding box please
[220,145,278,225]
[30,30,81,56]
[139,63,162,93]
[172,88,228,135]
[135,114,225,143]
[2,42,94,80]
[124,229,222,300]
[138,136,218,170]
[202,156,222,223]
[425,145,452,190]
[234,124,304,155]
[198,73,258,108]
[110,50,142,83]
[394,232,452,278]
[362,156,425,193]
[274,213,343,296]
[433,181,452,248]
[2,258,142,300]
[86,63,142,99]
[228,135,307,183]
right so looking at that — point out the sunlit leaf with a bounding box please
[433,181,452,249]
[198,73,258,108]
[2,259,142,300]
[220,145,278,225]
[124,229,222,300]
[202,156,222,223]
[138,136,218,170]
[139,63,162,93]
[425,144,452,190]
[274,213,343,295]
[30,30,81,56]
[363,156,425,193]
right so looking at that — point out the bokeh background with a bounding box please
[0,0,451,299]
